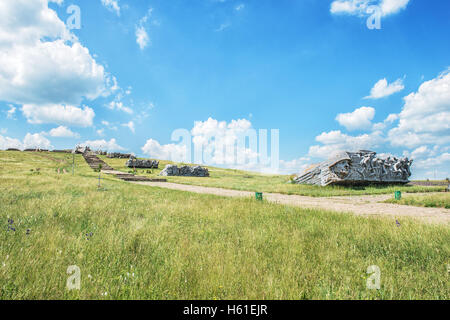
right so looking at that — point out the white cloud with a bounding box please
[82,138,124,151]
[141,138,187,162]
[336,106,375,131]
[122,121,135,133]
[22,104,95,127]
[107,100,133,114]
[48,126,80,138]
[101,0,121,16]
[364,78,405,99]
[215,23,231,32]
[23,133,52,150]
[380,0,410,16]
[135,26,149,50]
[388,69,450,148]
[385,113,399,123]
[279,157,311,175]
[0,1,109,107]
[135,8,153,50]
[0,134,23,150]
[235,4,245,11]
[6,105,16,119]
[330,0,410,17]
[308,130,384,159]
[1,131,53,150]
[371,113,399,131]
[141,118,262,168]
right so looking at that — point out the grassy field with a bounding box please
[0,150,449,300]
[100,156,446,197]
[385,193,450,209]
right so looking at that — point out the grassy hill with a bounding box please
[100,155,446,197]
[0,151,449,299]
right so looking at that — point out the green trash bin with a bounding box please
[255,192,263,201]
[394,191,402,200]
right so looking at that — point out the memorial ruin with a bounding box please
[294,150,413,186]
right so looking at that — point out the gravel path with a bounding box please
[132,181,449,225]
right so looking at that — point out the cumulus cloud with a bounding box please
[330,0,410,17]
[308,130,384,158]
[22,104,95,127]
[336,106,375,131]
[101,0,121,16]
[82,138,124,151]
[141,118,278,172]
[0,134,23,150]
[388,69,450,148]
[0,1,109,106]
[279,157,311,175]
[23,133,52,149]
[48,126,80,138]
[0,0,116,127]
[1,132,52,150]
[364,78,405,99]
[141,139,188,162]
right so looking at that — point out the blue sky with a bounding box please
[0,0,449,179]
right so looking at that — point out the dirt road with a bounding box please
[132,181,449,225]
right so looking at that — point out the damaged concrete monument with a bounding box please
[294,150,413,186]
[126,156,159,169]
[159,164,209,177]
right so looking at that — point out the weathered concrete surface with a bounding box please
[295,150,413,186]
[159,164,209,177]
[107,152,133,159]
[126,157,159,169]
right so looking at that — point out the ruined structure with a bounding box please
[107,152,133,159]
[126,157,159,169]
[294,150,413,186]
[159,164,209,177]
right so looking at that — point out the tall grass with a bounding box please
[385,193,450,209]
[0,151,449,299]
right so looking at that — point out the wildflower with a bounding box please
[395,219,401,227]
[8,219,14,225]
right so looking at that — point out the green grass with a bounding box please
[100,156,446,197]
[385,193,450,209]
[0,151,449,300]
